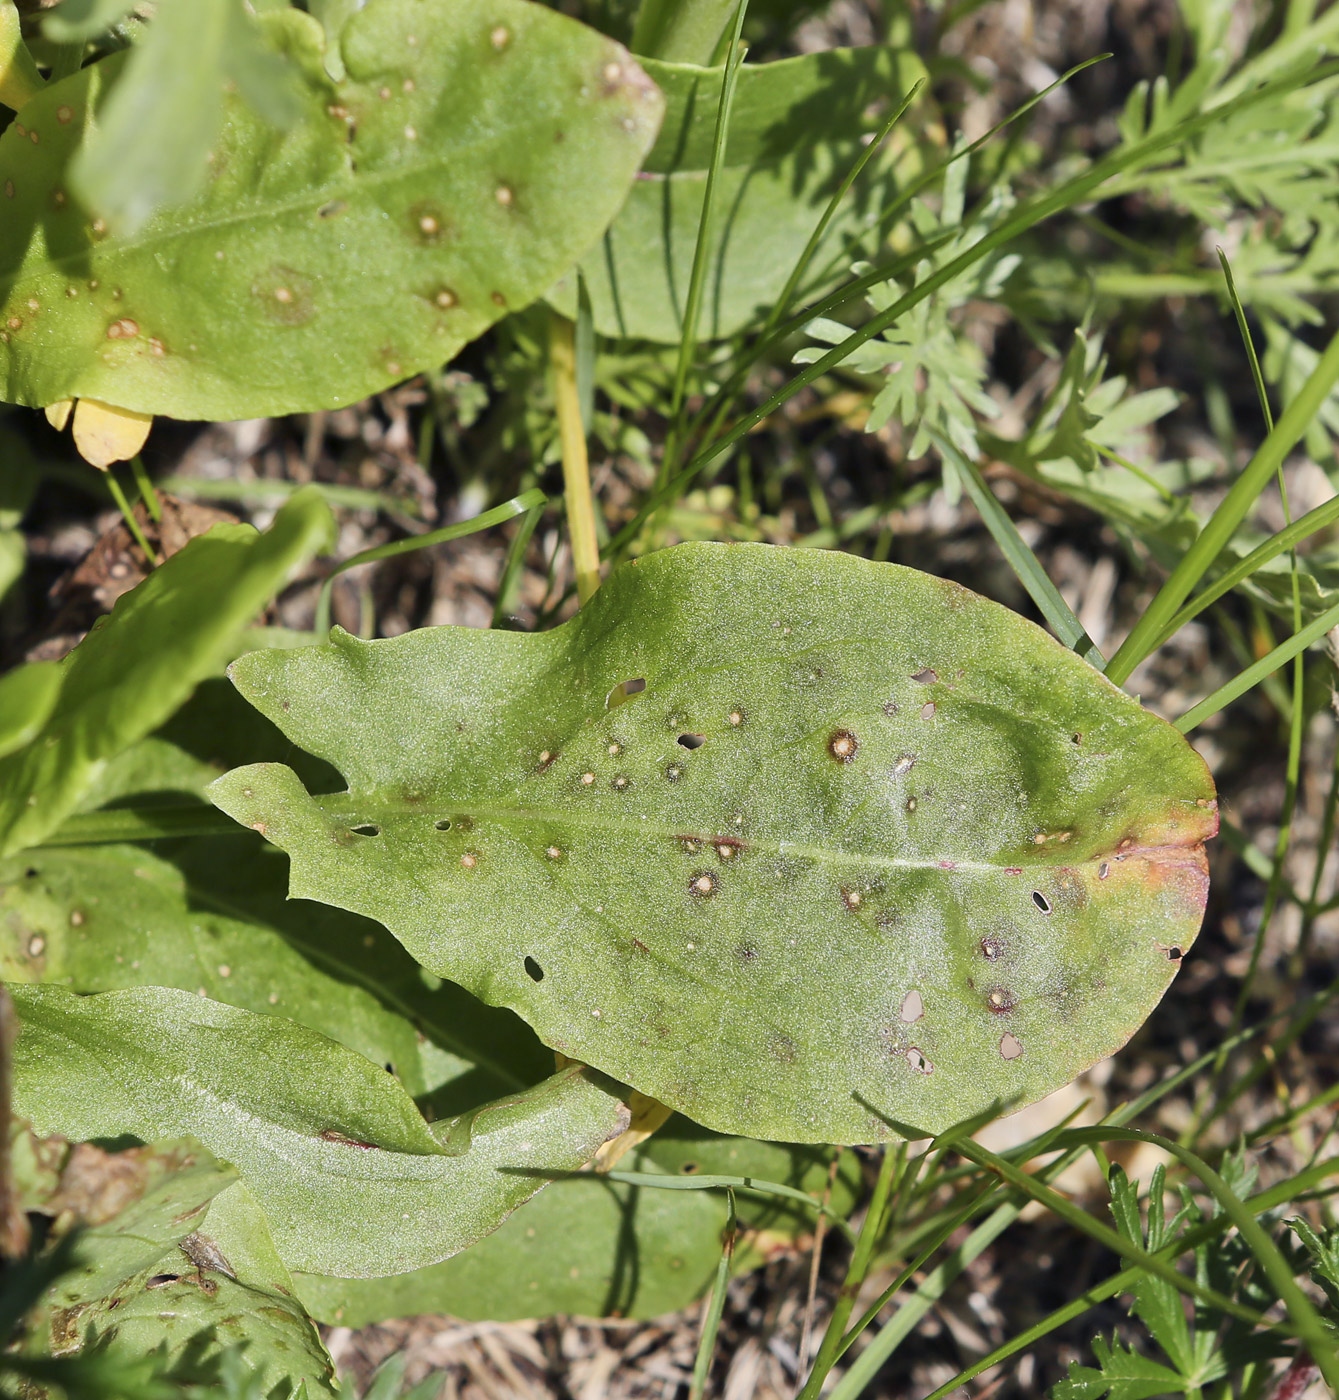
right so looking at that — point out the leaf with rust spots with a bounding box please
[211,542,1217,1144]
[0,0,663,420]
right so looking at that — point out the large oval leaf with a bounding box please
[547,47,923,342]
[0,0,662,418]
[210,543,1217,1144]
[9,983,628,1276]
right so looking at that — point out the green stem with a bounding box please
[129,454,162,523]
[104,468,159,566]
[687,1188,735,1400]
[550,313,601,606]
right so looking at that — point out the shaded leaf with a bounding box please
[210,541,1217,1144]
[0,489,334,858]
[0,660,61,760]
[8,1120,336,1399]
[0,835,554,1113]
[296,1121,859,1324]
[0,0,663,418]
[548,46,924,342]
[1052,1336,1192,1399]
[10,983,630,1276]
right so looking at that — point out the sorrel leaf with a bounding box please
[0,0,662,418]
[9,983,628,1276]
[211,542,1217,1144]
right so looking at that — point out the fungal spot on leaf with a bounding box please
[920,701,936,720]
[728,708,745,726]
[495,185,514,207]
[905,1047,933,1074]
[491,291,507,307]
[545,845,562,861]
[876,910,899,933]
[911,668,938,684]
[536,750,556,771]
[979,937,1002,960]
[524,956,544,982]
[432,287,459,310]
[612,774,630,790]
[606,677,645,709]
[490,25,511,48]
[607,742,622,757]
[677,733,706,750]
[828,730,858,762]
[840,887,862,910]
[716,842,738,861]
[455,816,475,832]
[666,763,683,782]
[412,205,446,242]
[460,852,478,869]
[986,988,1014,1013]
[1098,862,1110,879]
[735,942,758,963]
[900,990,924,1022]
[893,754,915,776]
[905,796,918,813]
[689,871,718,898]
[57,105,74,124]
[105,318,139,340]
[1000,1033,1023,1060]
[317,199,347,219]
[579,772,596,786]
[350,823,381,837]
[1032,891,1052,914]
[252,266,314,326]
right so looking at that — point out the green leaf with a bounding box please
[548,46,924,342]
[41,0,139,43]
[9,983,629,1276]
[1052,1337,1193,1399]
[96,1181,338,1398]
[67,0,302,234]
[0,835,555,1113]
[0,661,61,760]
[0,0,663,419]
[210,542,1217,1144]
[10,1120,337,1399]
[296,1122,858,1324]
[0,489,333,859]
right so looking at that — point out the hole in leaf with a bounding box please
[1166,946,1183,960]
[524,956,544,982]
[606,677,646,709]
[1000,1033,1024,1060]
[911,668,938,684]
[680,1161,700,1175]
[146,1275,181,1289]
[1032,891,1052,914]
[677,733,706,749]
[350,824,381,837]
[434,819,452,831]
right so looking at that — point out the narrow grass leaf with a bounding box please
[935,432,1105,668]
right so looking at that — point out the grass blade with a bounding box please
[1105,317,1339,685]
[935,433,1106,667]
[314,489,546,636]
[687,1187,736,1400]
[1174,595,1339,732]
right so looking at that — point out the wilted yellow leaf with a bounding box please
[71,399,153,470]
